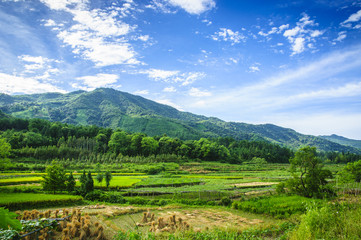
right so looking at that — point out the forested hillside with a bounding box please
[320,134,361,150]
[0,88,359,153]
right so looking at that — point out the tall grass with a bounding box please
[290,202,361,240]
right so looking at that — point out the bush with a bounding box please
[290,202,361,240]
[219,197,232,206]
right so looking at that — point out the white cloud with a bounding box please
[291,37,305,55]
[134,89,149,95]
[333,31,347,44]
[189,87,212,97]
[142,69,179,81]
[163,86,176,92]
[0,73,66,94]
[343,9,361,23]
[41,0,141,67]
[249,65,260,73]
[139,69,205,86]
[75,73,119,90]
[342,10,361,29]
[282,13,324,55]
[212,28,246,45]
[167,0,215,15]
[155,99,184,110]
[202,19,212,25]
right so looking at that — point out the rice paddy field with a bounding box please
[1,161,357,240]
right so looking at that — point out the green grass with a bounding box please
[232,195,326,219]
[0,177,43,185]
[0,193,80,204]
[76,176,147,188]
[0,192,83,210]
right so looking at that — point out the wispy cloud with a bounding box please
[184,45,361,117]
[139,69,205,86]
[163,86,177,92]
[342,9,361,28]
[154,98,184,110]
[189,87,212,97]
[134,89,149,95]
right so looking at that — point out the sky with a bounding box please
[0,0,361,139]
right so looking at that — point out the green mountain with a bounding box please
[0,88,359,153]
[319,134,361,150]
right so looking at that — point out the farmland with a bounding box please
[2,159,361,239]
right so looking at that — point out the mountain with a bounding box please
[319,134,361,150]
[0,88,360,154]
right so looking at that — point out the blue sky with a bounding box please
[1,0,361,139]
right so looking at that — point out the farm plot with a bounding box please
[0,176,43,186]
[0,193,83,210]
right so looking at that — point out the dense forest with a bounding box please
[1,115,360,169]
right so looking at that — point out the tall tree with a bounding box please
[287,146,334,198]
[42,161,67,194]
[66,172,76,193]
[105,171,112,188]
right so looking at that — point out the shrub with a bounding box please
[290,202,361,240]
[219,196,232,206]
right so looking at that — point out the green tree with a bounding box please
[141,137,159,156]
[66,172,76,193]
[79,170,87,193]
[0,137,11,170]
[105,171,112,188]
[287,146,334,198]
[96,172,104,187]
[339,159,361,183]
[42,161,67,194]
[85,171,94,193]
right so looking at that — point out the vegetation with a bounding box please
[286,146,334,198]
[1,88,360,153]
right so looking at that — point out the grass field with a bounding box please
[0,177,43,185]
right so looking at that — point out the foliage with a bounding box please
[66,172,76,193]
[0,137,11,170]
[290,202,361,240]
[105,171,112,188]
[0,207,22,230]
[287,146,334,198]
[338,159,361,183]
[232,195,325,219]
[85,171,94,193]
[42,161,66,193]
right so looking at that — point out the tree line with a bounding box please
[0,116,360,164]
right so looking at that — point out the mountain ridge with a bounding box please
[0,88,360,154]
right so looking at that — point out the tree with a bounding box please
[105,171,112,188]
[287,146,334,198]
[339,159,361,183]
[66,172,76,193]
[42,161,67,194]
[79,170,87,193]
[85,171,94,193]
[0,137,11,170]
[96,172,104,187]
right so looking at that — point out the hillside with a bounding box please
[320,134,361,150]
[0,88,359,153]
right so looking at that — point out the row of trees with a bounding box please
[1,116,360,164]
[42,161,113,194]
[0,116,295,163]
